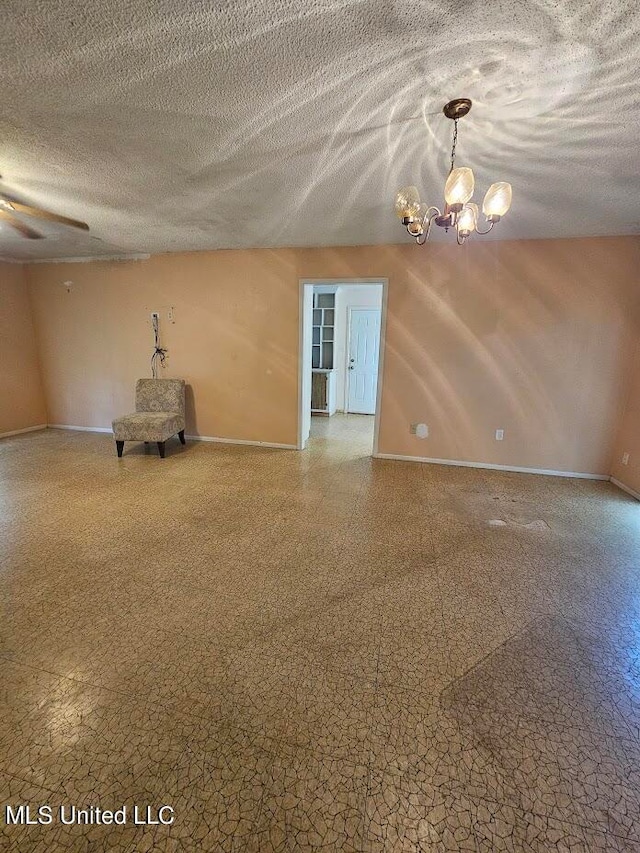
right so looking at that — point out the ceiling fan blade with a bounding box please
[0,209,44,239]
[6,201,89,231]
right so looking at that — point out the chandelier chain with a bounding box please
[450,119,458,174]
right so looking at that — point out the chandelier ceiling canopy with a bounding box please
[395,99,512,246]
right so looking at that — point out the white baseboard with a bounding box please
[610,477,640,501]
[6,427,636,490]
[47,424,295,449]
[373,452,610,480]
[48,424,113,433]
[0,424,47,439]
[186,434,296,450]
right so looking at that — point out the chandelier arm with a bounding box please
[422,206,441,227]
[419,210,441,244]
[412,207,440,244]
[425,211,440,237]
[475,220,495,236]
[456,232,466,246]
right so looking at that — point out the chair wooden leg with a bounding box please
[116,441,124,458]
[157,441,166,458]
[178,430,186,445]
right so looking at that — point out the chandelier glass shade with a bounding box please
[395,99,512,245]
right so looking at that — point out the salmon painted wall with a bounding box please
[0,262,47,435]
[25,236,639,473]
[26,251,300,445]
[611,340,640,496]
[296,238,639,475]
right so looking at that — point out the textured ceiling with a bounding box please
[1,0,639,261]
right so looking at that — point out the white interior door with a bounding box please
[347,308,381,414]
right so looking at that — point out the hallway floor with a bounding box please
[1,419,640,851]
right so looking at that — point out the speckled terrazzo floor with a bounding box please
[1,415,640,852]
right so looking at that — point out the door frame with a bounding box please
[297,278,388,453]
[345,305,382,416]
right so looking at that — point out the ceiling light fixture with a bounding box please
[394,98,512,246]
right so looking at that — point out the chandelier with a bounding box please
[394,98,512,245]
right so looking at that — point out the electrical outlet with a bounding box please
[495,429,504,441]
[622,452,630,466]
[168,306,175,323]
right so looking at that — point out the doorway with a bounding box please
[298,279,387,454]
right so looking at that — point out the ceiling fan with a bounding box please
[0,196,89,239]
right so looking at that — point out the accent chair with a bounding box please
[112,378,186,458]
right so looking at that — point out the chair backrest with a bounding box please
[135,378,185,415]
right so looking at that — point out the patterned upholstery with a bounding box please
[135,378,185,416]
[112,412,184,442]
[112,379,186,444]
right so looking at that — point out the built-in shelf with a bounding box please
[311,291,335,372]
[311,291,336,413]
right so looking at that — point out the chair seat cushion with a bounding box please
[112,411,184,442]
